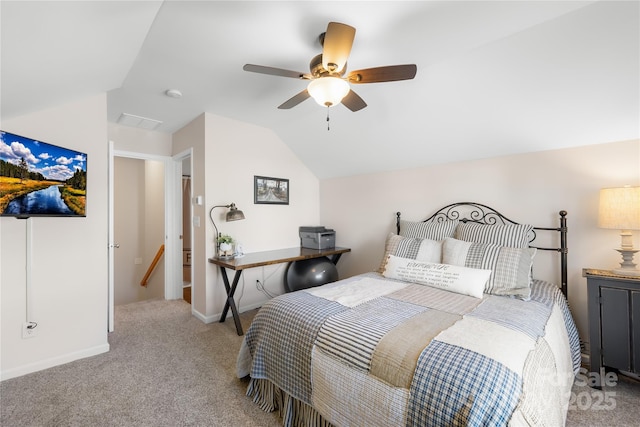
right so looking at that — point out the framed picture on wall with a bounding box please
[254,175,289,205]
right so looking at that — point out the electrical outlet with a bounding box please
[22,322,38,339]
[134,258,143,265]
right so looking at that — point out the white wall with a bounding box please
[320,138,640,351]
[4,96,629,380]
[1,95,110,380]
[204,114,320,318]
[172,113,320,322]
[108,123,172,156]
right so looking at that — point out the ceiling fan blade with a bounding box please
[322,22,356,73]
[278,89,311,109]
[347,64,417,84]
[341,89,367,112]
[243,64,310,79]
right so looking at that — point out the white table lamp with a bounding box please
[598,186,640,276]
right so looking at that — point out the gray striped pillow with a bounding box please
[399,219,458,240]
[378,233,442,273]
[454,222,533,248]
[442,237,536,300]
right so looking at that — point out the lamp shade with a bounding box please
[225,203,245,222]
[308,77,350,107]
[598,186,640,230]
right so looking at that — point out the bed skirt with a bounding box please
[246,377,333,427]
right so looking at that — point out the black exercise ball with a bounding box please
[284,257,339,292]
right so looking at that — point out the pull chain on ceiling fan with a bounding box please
[243,22,417,115]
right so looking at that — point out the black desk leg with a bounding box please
[219,267,244,336]
[329,253,343,265]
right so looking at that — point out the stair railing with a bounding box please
[141,244,165,287]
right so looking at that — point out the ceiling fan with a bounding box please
[243,22,417,112]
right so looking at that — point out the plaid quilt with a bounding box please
[243,290,346,404]
[238,272,580,427]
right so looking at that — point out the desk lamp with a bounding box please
[209,203,245,258]
[598,186,640,276]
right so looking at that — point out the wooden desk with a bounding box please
[208,246,351,335]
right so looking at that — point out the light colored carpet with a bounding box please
[2,298,639,426]
[1,299,280,427]
[565,368,640,427]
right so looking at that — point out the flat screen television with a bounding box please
[0,130,87,217]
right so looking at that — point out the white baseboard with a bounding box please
[238,300,267,313]
[0,343,110,382]
[191,307,216,323]
[619,370,640,381]
[191,300,267,324]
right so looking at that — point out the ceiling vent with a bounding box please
[117,113,163,130]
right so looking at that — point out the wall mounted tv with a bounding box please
[0,130,87,218]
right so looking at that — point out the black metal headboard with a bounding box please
[396,202,568,297]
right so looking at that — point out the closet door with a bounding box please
[600,286,630,371]
[633,290,640,372]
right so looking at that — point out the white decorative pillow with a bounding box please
[381,254,490,298]
[399,219,459,240]
[378,233,442,273]
[442,237,536,300]
[454,222,533,248]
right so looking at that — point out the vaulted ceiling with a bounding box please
[2,1,638,179]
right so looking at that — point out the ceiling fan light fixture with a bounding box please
[308,77,350,107]
[244,22,416,112]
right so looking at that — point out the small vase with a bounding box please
[219,242,232,257]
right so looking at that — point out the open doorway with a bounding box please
[108,146,182,332]
[181,157,192,304]
[113,157,165,305]
[108,146,180,332]
[173,151,193,307]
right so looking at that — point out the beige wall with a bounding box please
[143,159,165,298]
[2,92,635,379]
[174,113,321,321]
[113,157,165,305]
[204,114,321,319]
[1,95,110,380]
[109,124,169,306]
[172,115,207,315]
[1,106,320,379]
[320,139,640,350]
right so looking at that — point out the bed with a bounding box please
[237,202,581,427]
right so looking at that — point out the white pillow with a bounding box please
[381,254,491,298]
[442,237,536,300]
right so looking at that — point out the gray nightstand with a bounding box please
[583,268,640,387]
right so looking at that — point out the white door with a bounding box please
[107,142,115,332]
[172,150,193,304]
